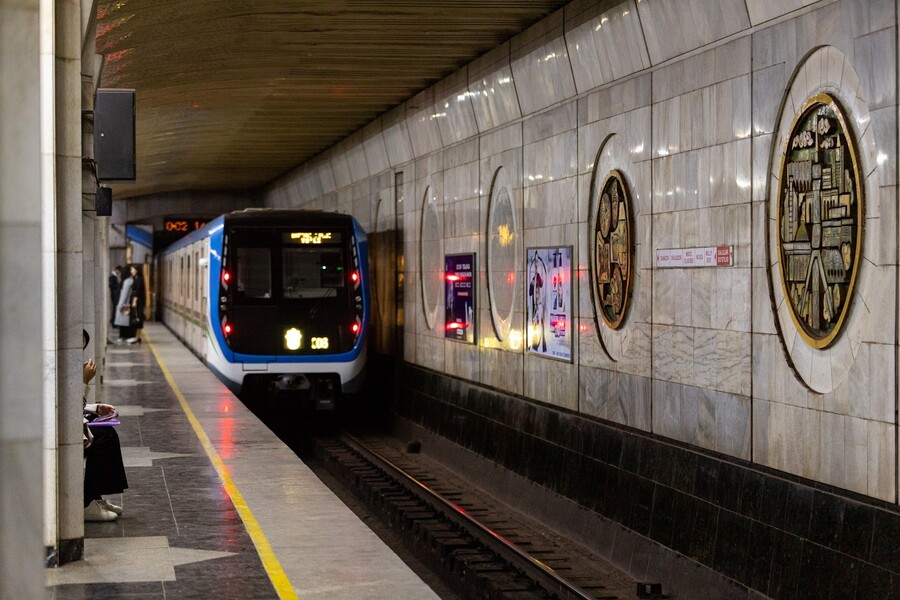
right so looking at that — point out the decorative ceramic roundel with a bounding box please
[594,170,634,329]
[777,93,863,349]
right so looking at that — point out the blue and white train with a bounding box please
[158,209,369,406]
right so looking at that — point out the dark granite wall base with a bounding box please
[393,362,900,600]
[54,538,84,566]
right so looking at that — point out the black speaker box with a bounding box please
[96,186,112,216]
[94,89,135,181]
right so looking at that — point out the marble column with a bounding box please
[54,0,86,562]
[41,0,59,566]
[1,0,45,597]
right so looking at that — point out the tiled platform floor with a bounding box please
[47,322,440,600]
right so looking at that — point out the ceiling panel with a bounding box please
[97,0,570,199]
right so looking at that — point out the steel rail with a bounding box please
[341,432,602,600]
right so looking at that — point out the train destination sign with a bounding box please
[655,245,734,268]
[283,231,342,245]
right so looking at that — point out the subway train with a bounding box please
[157,209,369,407]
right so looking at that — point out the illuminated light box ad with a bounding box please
[445,253,476,343]
[526,247,572,362]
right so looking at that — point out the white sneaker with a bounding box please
[126,337,138,344]
[84,499,118,522]
[97,498,123,515]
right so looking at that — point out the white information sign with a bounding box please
[655,245,734,268]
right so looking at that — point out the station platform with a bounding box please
[47,322,441,600]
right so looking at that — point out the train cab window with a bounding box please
[282,247,345,299]
[236,247,272,298]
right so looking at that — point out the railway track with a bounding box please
[312,432,637,600]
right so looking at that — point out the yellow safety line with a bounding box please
[144,331,299,600]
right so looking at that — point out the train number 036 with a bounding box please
[311,337,329,350]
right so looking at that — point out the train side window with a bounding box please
[236,247,272,298]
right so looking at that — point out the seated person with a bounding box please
[82,330,129,521]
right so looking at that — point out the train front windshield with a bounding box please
[223,226,360,355]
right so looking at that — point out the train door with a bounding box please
[200,239,209,359]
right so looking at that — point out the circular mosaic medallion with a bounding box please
[593,170,634,329]
[777,93,863,349]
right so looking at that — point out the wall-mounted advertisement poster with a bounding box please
[445,253,476,343]
[526,247,572,361]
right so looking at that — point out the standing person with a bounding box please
[108,266,122,326]
[127,264,145,344]
[113,265,134,342]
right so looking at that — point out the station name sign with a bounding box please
[656,245,734,268]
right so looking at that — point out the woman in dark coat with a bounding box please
[113,266,134,340]
[127,264,145,344]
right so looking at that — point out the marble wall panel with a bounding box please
[869,185,898,267]
[652,325,694,386]
[332,187,350,215]
[745,0,806,26]
[511,36,577,116]
[480,345,524,396]
[524,130,577,188]
[351,183,371,230]
[867,419,896,501]
[651,379,685,442]
[444,197,481,243]
[406,89,444,158]
[416,333,445,373]
[469,64,522,133]
[445,335,479,382]
[524,352,578,410]
[331,149,352,190]
[524,102,577,145]
[523,178,577,231]
[480,123,523,159]
[383,106,415,167]
[751,1,886,75]
[869,107,897,189]
[314,159,335,195]
[362,123,390,177]
[636,0,750,65]
[565,1,649,94]
[579,74,652,127]
[434,71,479,145]
[346,133,370,183]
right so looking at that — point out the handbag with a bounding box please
[129,306,144,328]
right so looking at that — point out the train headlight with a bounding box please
[285,327,302,350]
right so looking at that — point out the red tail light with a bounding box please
[350,271,359,283]
[224,323,232,335]
[351,323,360,334]
[222,270,231,283]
